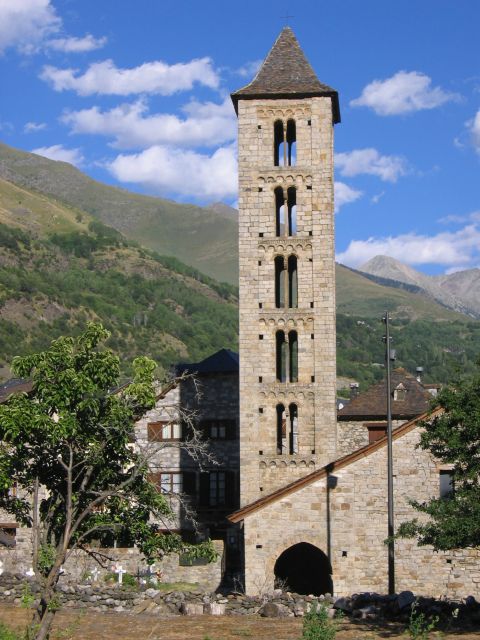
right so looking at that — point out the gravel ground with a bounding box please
[1,604,479,640]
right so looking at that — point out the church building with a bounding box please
[229,27,480,598]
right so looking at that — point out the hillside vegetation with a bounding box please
[0,222,238,381]
[0,146,478,389]
[0,142,239,284]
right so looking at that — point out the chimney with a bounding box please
[416,366,424,383]
[349,382,359,399]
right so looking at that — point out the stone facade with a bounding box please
[233,419,480,598]
[237,95,337,506]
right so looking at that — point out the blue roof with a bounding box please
[177,349,239,375]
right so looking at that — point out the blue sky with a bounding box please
[0,0,479,275]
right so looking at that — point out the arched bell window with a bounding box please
[275,187,285,237]
[286,120,296,166]
[274,256,285,308]
[276,330,287,382]
[273,119,297,167]
[288,403,298,454]
[288,330,298,383]
[287,187,297,236]
[276,403,286,454]
[288,255,298,308]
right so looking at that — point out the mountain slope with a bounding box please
[0,142,239,284]
[360,255,480,318]
[335,263,468,322]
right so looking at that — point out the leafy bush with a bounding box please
[302,602,340,640]
[0,622,23,640]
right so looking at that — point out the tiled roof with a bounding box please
[337,368,433,421]
[0,378,32,404]
[231,27,340,123]
[177,349,239,375]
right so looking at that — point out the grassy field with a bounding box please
[1,605,479,640]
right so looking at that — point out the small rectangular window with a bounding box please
[310,302,314,308]
[309,231,313,236]
[259,302,263,308]
[258,260,262,266]
[158,473,183,494]
[258,125,262,129]
[148,421,182,441]
[258,376,263,383]
[259,334,263,340]
[307,185,312,190]
[311,376,315,383]
[258,187,263,192]
[0,527,16,548]
[259,232,264,237]
[439,470,454,498]
[311,334,314,339]
[259,407,263,414]
[307,119,311,126]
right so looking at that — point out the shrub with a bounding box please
[302,602,340,640]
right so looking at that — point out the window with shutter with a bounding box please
[148,421,182,441]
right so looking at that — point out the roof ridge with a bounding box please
[228,406,443,523]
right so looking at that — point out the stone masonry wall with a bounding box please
[242,423,480,598]
[0,541,224,591]
[237,96,337,507]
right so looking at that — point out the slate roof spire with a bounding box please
[231,27,340,123]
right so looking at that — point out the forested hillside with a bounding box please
[0,222,238,381]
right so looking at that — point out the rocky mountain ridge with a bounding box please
[359,255,480,319]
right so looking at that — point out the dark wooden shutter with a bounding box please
[183,472,196,497]
[147,472,161,488]
[225,419,236,440]
[225,471,236,507]
[199,472,210,507]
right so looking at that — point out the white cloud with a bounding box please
[32,144,84,167]
[0,0,105,55]
[0,0,60,53]
[351,71,460,116]
[236,59,262,78]
[62,97,236,149]
[337,225,480,268]
[41,57,220,96]
[107,145,237,200]
[24,121,46,133]
[335,148,407,182]
[46,34,107,53]
[334,181,363,213]
[371,191,385,204]
[467,109,480,153]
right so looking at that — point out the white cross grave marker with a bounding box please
[90,567,100,582]
[115,565,127,585]
[26,568,35,577]
[146,564,158,584]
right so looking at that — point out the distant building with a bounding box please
[337,368,435,456]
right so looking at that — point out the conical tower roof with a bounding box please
[231,27,340,123]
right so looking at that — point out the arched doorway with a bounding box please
[274,542,333,595]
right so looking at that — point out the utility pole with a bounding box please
[383,311,395,595]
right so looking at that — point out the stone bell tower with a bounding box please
[231,27,340,507]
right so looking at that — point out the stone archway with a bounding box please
[274,542,333,595]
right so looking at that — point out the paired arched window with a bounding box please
[274,119,296,167]
[275,330,298,383]
[274,256,298,309]
[275,187,297,237]
[276,402,299,454]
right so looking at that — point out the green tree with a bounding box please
[398,366,480,550]
[0,323,214,640]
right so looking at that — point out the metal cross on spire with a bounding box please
[280,10,294,26]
